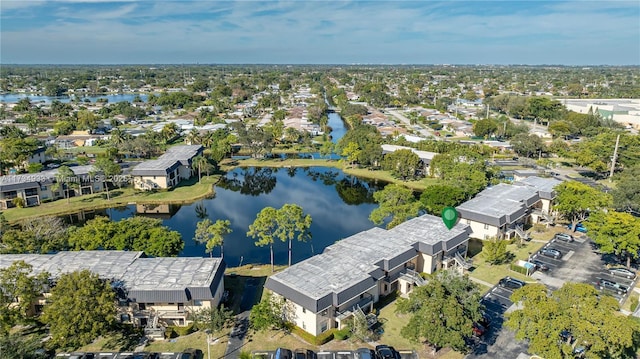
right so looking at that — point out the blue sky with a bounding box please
[1,1,639,65]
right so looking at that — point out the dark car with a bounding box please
[275,348,293,359]
[354,348,374,359]
[540,248,562,259]
[609,267,637,279]
[531,259,549,272]
[498,276,526,290]
[294,350,316,359]
[375,345,399,359]
[597,279,628,295]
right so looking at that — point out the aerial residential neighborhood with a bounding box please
[1,1,639,359]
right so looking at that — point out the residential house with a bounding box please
[130,145,204,190]
[381,144,437,174]
[456,177,562,240]
[264,214,472,337]
[0,251,226,333]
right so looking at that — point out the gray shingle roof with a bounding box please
[130,145,203,176]
[456,183,539,226]
[0,251,225,302]
[265,214,470,312]
[515,176,562,200]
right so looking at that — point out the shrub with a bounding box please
[12,197,26,208]
[334,328,350,340]
[631,295,639,312]
[509,263,529,276]
[166,323,195,337]
[290,326,335,345]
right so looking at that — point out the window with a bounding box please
[302,322,306,330]
[302,307,306,313]
[138,303,146,310]
[360,293,364,299]
[384,284,388,292]
[466,219,471,225]
[484,223,490,230]
[40,186,47,191]
[321,322,328,332]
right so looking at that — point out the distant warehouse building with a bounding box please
[0,251,226,332]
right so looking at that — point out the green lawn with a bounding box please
[2,175,219,223]
[468,240,547,285]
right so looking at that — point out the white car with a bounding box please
[554,233,574,242]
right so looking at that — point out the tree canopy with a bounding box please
[67,216,184,257]
[419,184,467,215]
[507,282,640,359]
[554,181,612,231]
[381,149,421,180]
[41,270,116,349]
[0,261,50,335]
[369,184,423,229]
[247,204,312,271]
[586,211,640,268]
[194,218,232,258]
[395,270,484,352]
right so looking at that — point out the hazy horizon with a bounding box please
[2,1,639,66]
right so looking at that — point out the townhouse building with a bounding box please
[0,251,226,335]
[130,145,204,190]
[264,214,472,337]
[456,176,562,240]
[0,165,105,209]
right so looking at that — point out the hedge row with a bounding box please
[291,326,336,345]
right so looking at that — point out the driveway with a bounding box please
[224,277,261,358]
[467,284,530,359]
[384,109,440,140]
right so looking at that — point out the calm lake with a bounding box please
[99,166,387,266]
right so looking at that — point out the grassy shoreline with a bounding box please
[3,155,432,223]
[223,157,438,190]
[2,175,219,223]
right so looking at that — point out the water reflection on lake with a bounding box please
[95,166,386,266]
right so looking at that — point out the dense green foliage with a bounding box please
[482,238,511,265]
[396,270,484,352]
[554,181,613,230]
[369,184,422,229]
[507,282,640,359]
[41,270,116,349]
[0,261,50,335]
[66,216,184,256]
[249,291,289,331]
[586,211,640,268]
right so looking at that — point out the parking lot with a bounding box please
[467,283,530,359]
[530,233,638,303]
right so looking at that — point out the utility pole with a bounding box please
[486,104,489,119]
[609,133,621,180]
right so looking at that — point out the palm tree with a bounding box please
[54,166,78,203]
[192,155,209,183]
[186,128,202,145]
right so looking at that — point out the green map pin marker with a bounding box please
[442,207,459,230]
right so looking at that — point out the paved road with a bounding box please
[384,109,440,140]
[224,278,260,359]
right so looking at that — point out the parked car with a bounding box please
[498,276,526,290]
[554,233,574,242]
[472,314,491,337]
[375,345,399,359]
[597,279,629,295]
[295,350,316,359]
[472,322,487,337]
[180,349,203,359]
[531,259,549,272]
[540,248,563,259]
[609,267,637,279]
[567,223,587,233]
[275,349,293,359]
[354,349,374,359]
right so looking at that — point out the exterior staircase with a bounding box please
[515,225,529,241]
[454,252,473,269]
